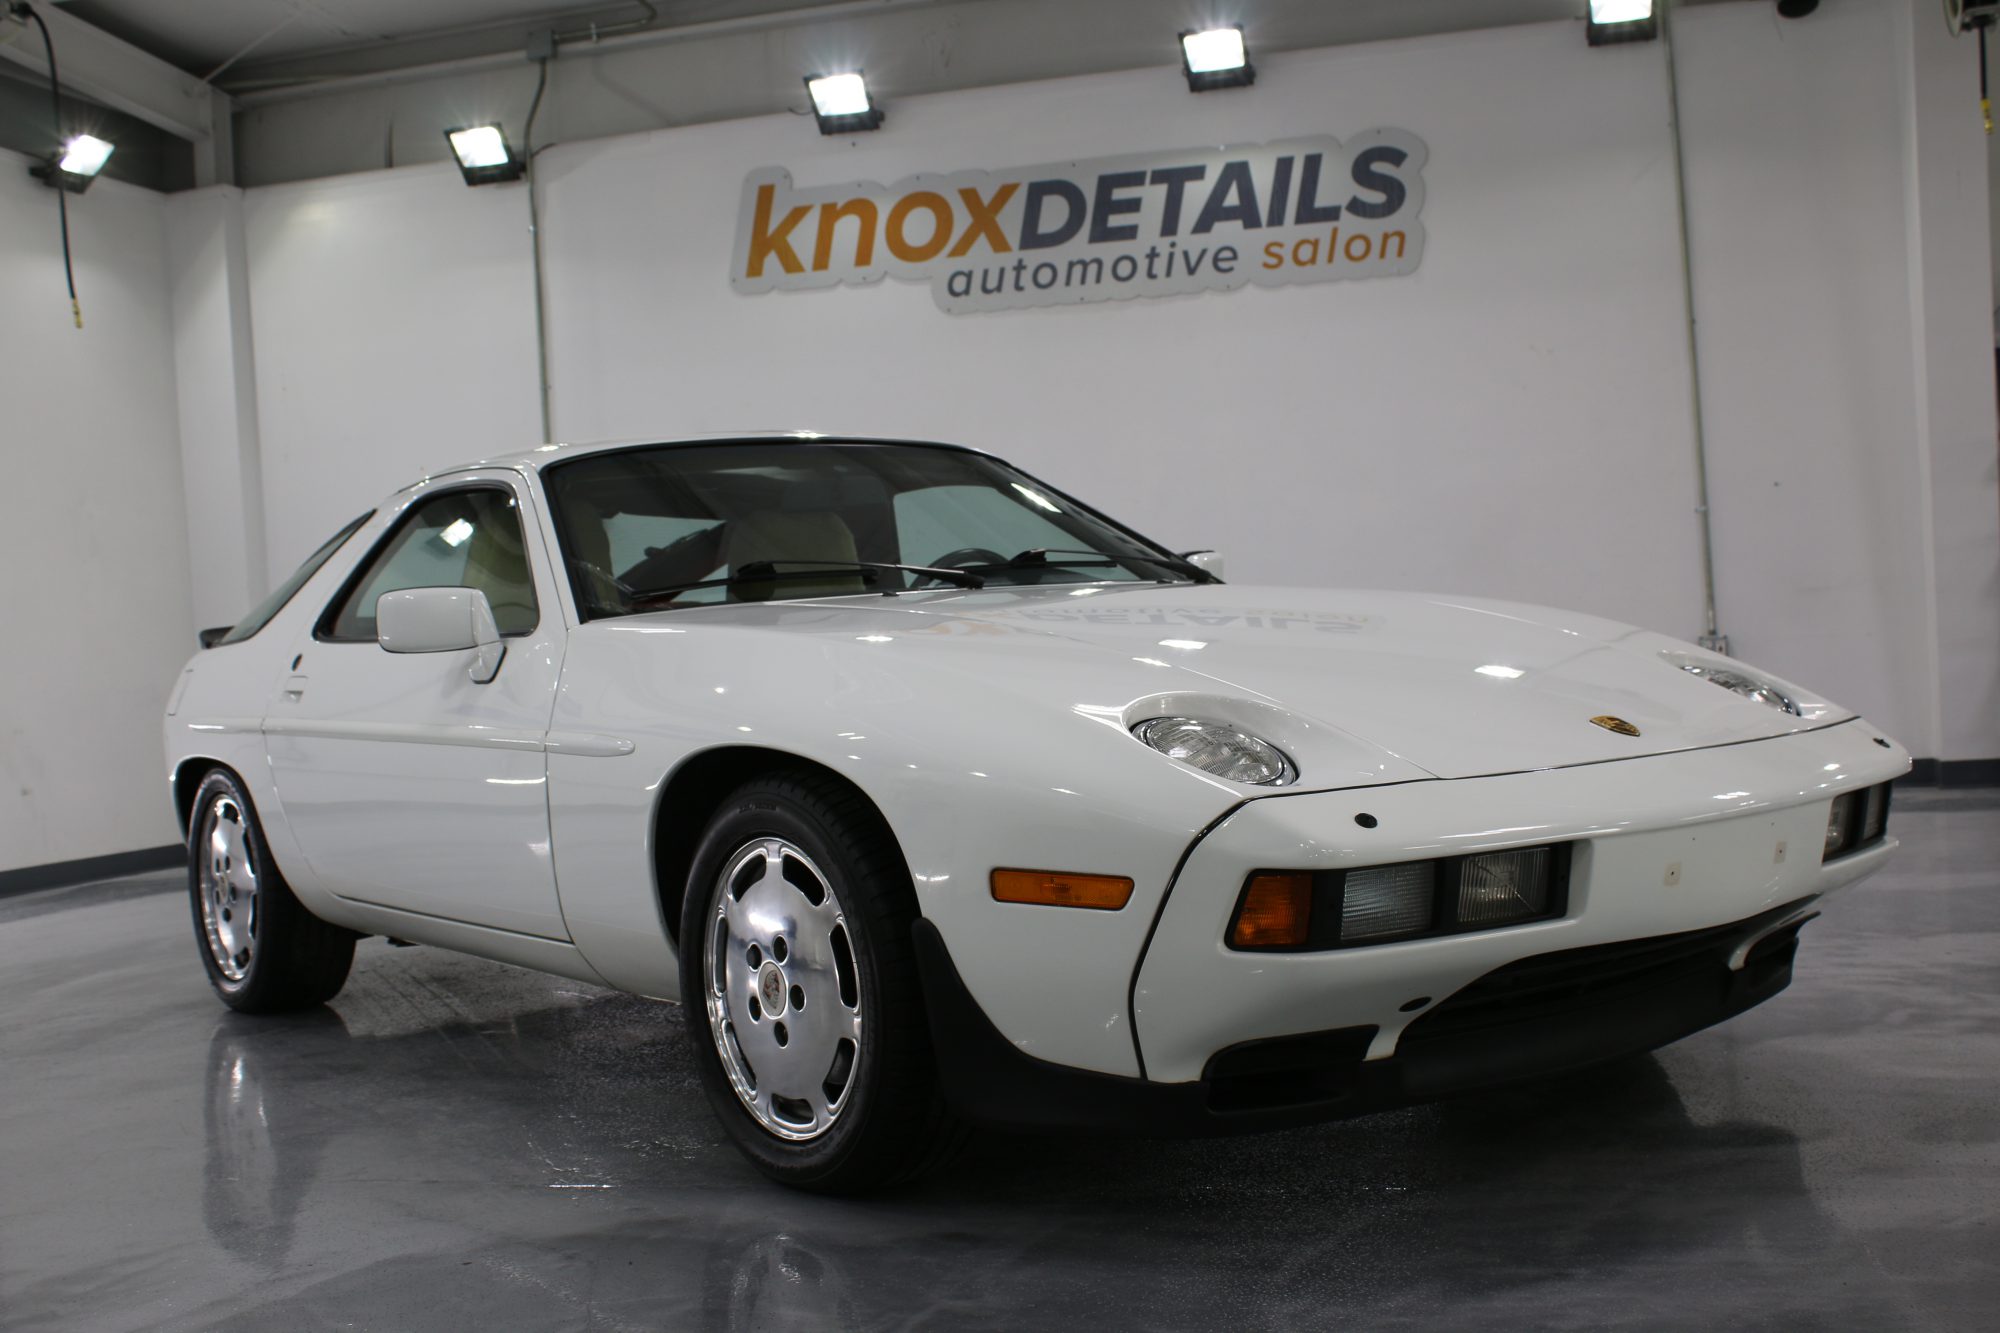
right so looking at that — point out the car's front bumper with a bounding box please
[914,894,1820,1134]
[916,719,1908,1133]
[1132,719,1906,1084]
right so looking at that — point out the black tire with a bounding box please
[186,768,355,1013]
[678,770,966,1192]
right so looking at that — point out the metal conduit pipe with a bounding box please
[1663,2,1729,655]
[524,56,553,444]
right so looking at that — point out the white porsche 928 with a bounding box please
[165,435,1909,1190]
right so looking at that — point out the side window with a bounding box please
[217,511,372,645]
[893,485,1077,566]
[322,488,539,642]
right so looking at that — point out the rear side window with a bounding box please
[217,512,372,645]
[320,488,539,642]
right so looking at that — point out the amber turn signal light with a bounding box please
[990,868,1135,910]
[1231,872,1312,947]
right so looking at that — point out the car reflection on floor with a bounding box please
[190,941,1900,1333]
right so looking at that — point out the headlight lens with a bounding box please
[1132,716,1297,786]
[1226,845,1572,952]
[1824,783,1894,861]
[1661,652,1801,716]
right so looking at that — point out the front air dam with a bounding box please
[910,899,1812,1136]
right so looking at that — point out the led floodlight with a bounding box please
[446,125,525,185]
[30,133,113,193]
[1180,27,1254,91]
[807,73,883,134]
[1587,0,1659,45]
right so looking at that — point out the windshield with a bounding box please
[543,441,1194,618]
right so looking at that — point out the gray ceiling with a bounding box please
[57,1,1708,95]
[54,1,897,87]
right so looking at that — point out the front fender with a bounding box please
[545,604,1339,1076]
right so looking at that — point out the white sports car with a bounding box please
[165,435,1909,1190]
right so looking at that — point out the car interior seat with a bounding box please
[565,505,628,615]
[717,510,866,601]
[462,504,539,632]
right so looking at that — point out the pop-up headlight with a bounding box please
[1132,717,1296,786]
[1661,651,1802,716]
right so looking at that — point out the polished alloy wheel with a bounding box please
[703,837,863,1141]
[198,794,260,983]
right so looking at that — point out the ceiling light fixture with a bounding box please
[806,73,883,134]
[1586,0,1658,45]
[445,125,525,185]
[32,132,113,192]
[1180,26,1254,91]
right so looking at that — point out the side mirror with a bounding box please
[376,587,505,683]
[1181,550,1225,580]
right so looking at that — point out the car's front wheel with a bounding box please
[187,768,356,1013]
[679,771,964,1191]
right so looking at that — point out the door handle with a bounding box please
[281,675,309,702]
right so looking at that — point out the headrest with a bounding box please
[718,510,865,601]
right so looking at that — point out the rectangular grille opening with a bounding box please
[1404,897,1818,1046]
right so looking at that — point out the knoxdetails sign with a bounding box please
[730,130,1427,314]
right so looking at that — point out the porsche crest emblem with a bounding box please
[1591,715,1641,737]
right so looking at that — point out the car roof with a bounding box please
[414,432,990,490]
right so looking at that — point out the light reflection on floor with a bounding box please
[1,795,1993,1331]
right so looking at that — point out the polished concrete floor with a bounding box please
[2,794,1995,1331]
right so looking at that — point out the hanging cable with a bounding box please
[1981,22,1992,135]
[512,2,656,441]
[524,47,549,150]
[12,3,83,327]
[1948,2,1997,134]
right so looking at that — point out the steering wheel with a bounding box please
[909,547,1008,588]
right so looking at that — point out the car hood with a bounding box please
[620,583,1851,789]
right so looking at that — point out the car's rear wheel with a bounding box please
[679,770,964,1191]
[188,768,356,1013]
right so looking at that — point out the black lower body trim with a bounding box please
[0,844,185,899]
[911,899,1812,1137]
[1902,757,2000,788]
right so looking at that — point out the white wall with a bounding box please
[167,186,268,633]
[220,3,2000,761]
[1677,1,1943,759]
[538,22,1713,659]
[0,151,193,872]
[239,162,543,572]
[1902,0,2000,763]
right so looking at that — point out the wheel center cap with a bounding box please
[757,961,787,1017]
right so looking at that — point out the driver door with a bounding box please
[263,474,570,940]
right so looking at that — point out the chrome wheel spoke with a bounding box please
[719,876,761,941]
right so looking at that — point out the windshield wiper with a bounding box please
[1000,548,1217,583]
[625,558,983,608]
